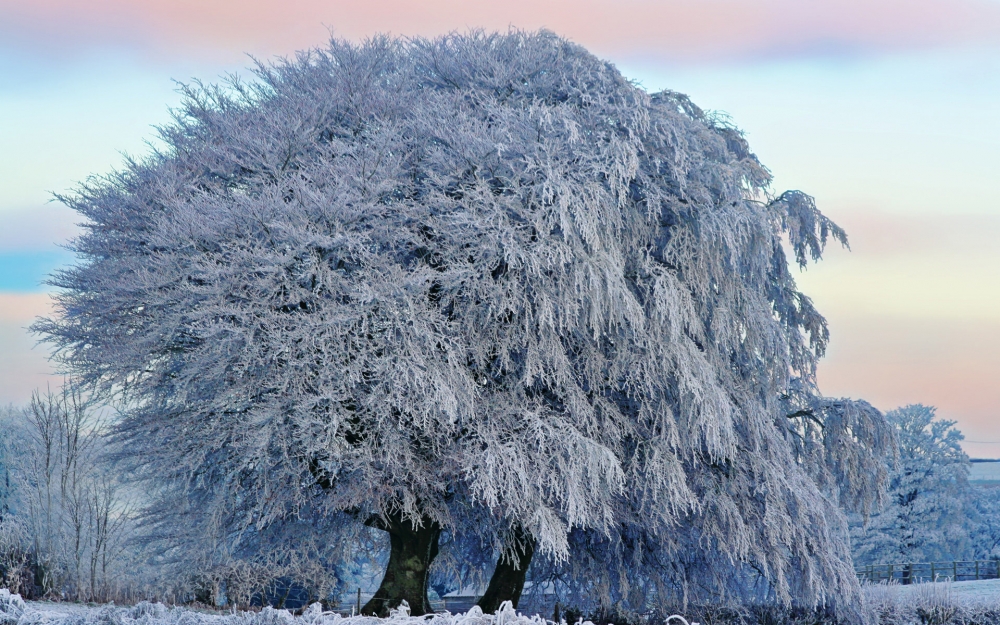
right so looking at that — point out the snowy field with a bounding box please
[860,579,1000,624]
[863,578,1000,604]
[0,591,578,625]
[8,584,1000,625]
[970,461,1000,484]
[894,578,1000,602]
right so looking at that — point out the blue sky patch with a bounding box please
[0,250,75,292]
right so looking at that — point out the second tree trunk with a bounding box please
[477,525,535,614]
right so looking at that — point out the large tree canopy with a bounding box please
[38,30,892,614]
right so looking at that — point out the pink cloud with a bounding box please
[0,292,53,323]
[0,293,58,405]
[2,0,999,64]
[0,205,81,252]
[788,208,1000,455]
[818,315,1000,457]
[822,209,1000,259]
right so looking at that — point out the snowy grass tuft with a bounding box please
[1,590,25,625]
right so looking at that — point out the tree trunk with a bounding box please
[477,525,535,614]
[362,512,441,617]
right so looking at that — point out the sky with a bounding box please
[1,0,999,455]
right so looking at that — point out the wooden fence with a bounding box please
[856,560,1000,584]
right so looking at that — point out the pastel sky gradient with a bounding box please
[2,0,999,454]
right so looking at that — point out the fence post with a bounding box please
[977,561,980,580]
[889,563,893,582]
[954,561,958,581]
[931,562,935,580]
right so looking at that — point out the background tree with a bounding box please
[0,388,135,601]
[970,486,1000,561]
[851,404,974,573]
[37,30,892,614]
[0,407,31,595]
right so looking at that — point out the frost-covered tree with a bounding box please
[0,407,30,595]
[852,405,974,570]
[0,409,12,521]
[0,388,136,601]
[970,486,1000,561]
[37,30,891,614]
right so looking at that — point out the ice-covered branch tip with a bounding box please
[771,190,849,267]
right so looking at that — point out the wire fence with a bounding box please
[856,560,1000,584]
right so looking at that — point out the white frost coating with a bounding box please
[36,30,893,609]
[0,596,575,625]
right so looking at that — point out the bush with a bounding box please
[0,519,37,600]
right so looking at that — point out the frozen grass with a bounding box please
[1,591,574,625]
[9,584,1000,625]
[862,579,1000,624]
[0,591,707,625]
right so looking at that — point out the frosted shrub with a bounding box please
[0,518,31,598]
[862,582,903,625]
[913,582,957,625]
[0,590,25,625]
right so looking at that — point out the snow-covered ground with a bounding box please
[0,590,568,625]
[13,585,1000,625]
[864,578,1000,604]
[970,461,1000,484]
[909,578,1000,602]
[861,579,1000,624]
